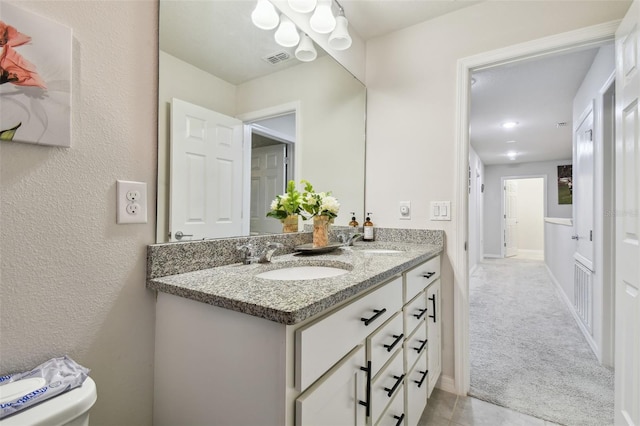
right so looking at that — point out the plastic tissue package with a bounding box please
[0,356,90,419]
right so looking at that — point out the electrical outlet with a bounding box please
[126,190,141,202]
[117,180,147,224]
[399,201,411,220]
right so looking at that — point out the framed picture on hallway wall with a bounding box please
[0,2,72,147]
[557,165,572,205]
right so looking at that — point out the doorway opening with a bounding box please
[246,113,296,235]
[502,177,545,260]
[456,28,613,423]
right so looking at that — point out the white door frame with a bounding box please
[454,21,620,395]
[500,175,548,258]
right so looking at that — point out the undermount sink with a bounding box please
[255,266,349,281]
[360,249,403,254]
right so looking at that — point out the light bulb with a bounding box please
[251,0,279,30]
[295,33,317,62]
[310,0,336,34]
[275,16,300,47]
[328,14,351,50]
[288,0,317,13]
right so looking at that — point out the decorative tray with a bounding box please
[294,242,343,254]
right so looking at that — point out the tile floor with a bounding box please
[418,388,561,426]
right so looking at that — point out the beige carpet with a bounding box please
[469,258,614,426]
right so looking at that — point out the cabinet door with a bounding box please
[296,344,367,426]
[426,279,441,396]
[405,350,428,426]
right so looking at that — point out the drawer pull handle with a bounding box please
[428,295,437,322]
[361,308,387,326]
[422,272,435,279]
[413,339,428,354]
[413,308,427,320]
[414,370,428,388]
[393,413,405,425]
[384,374,405,397]
[384,333,404,352]
[358,361,371,417]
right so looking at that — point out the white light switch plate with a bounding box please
[430,201,451,221]
[117,180,148,224]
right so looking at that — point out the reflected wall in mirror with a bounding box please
[157,0,366,243]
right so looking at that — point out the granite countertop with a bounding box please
[147,241,442,325]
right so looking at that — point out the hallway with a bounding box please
[469,258,614,426]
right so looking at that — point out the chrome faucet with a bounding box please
[237,242,284,264]
[338,232,363,246]
[236,243,259,265]
[259,242,284,263]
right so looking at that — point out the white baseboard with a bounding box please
[544,264,601,361]
[469,264,478,276]
[483,253,502,259]
[435,374,457,394]
[518,249,544,256]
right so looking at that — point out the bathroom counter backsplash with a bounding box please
[147,228,444,324]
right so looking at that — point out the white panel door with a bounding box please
[574,108,595,270]
[615,3,640,425]
[504,180,518,257]
[170,98,244,241]
[250,144,286,235]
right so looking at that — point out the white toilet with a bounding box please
[0,376,97,426]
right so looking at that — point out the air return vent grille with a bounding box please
[262,51,291,65]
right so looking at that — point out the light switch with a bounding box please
[431,201,452,221]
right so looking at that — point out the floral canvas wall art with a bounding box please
[0,2,72,147]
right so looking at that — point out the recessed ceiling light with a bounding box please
[506,140,516,144]
[501,121,518,129]
[507,151,517,160]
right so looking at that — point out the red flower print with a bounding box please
[0,45,46,88]
[0,21,31,47]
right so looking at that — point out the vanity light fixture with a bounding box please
[295,33,317,62]
[275,16,300,47]
[501,121,519,129]
[310,0,336,34]
[328,5,351,50]
[251,0,280,30]
[288,0,317,13]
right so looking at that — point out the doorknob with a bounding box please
[571,235,579,240]
[175,231,193,240]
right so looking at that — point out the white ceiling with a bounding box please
[470,47,605,165]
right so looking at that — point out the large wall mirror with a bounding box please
[157,0,366,243]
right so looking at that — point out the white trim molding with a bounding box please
[454,20,619,396]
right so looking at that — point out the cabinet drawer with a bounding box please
[368,312,404,378]
[404,319,427,372]
[405,350,428,426]
[296,276,403,392]
[372,348,405,422]
[403,291,427,337]
[404,256,440,303]
[375,382,405,426]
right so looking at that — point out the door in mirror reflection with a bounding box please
[169,98,244,242]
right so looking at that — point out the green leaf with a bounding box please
[0,122,22,141]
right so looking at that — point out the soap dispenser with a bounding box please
[349,212,359,228]
[363,212,374,241]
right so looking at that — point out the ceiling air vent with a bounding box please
[262,51,292,65]
[556,122,568,128]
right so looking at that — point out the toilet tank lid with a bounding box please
[0,377,96,426]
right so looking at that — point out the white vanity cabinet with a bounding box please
[152,254,442,426]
